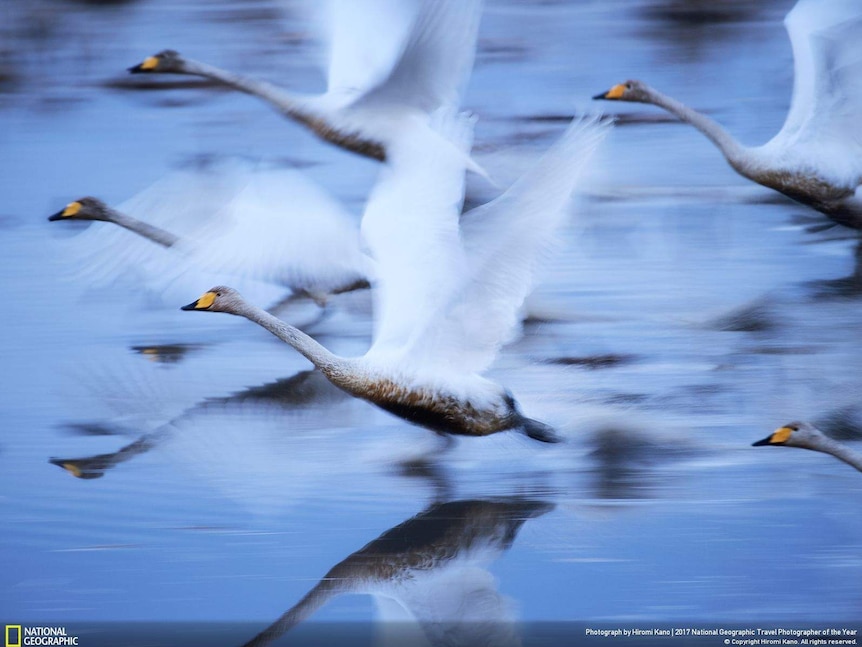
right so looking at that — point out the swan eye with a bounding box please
[625,83,632,90]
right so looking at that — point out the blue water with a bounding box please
[2,0,861,642]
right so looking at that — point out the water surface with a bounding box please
[2,0,861,643]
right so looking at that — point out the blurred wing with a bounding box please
[63,162,250,292]
[320,0,419,96]
[362,111,473,362]
[405,117,611,374]
[67,160,369,299]
[776,0,862,161]
[169,165,371,295]
[355,0,483,112]
[399,566,520,647]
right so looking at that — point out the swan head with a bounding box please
[128,50,186,74]
[752,421,824,450]
[48,197,112,222]
[593,80,651,103]
[181,286,244,314]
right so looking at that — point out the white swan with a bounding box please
[48,162,373,305]
[594,0,862,229]
[753,421,862,473]
[182,115,610,441]
[128,0,483,168]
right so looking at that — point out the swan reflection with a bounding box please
[49,369,353,481]
[242,498,553,647]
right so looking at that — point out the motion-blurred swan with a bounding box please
[594,0,862,229]
[129,0,483,168]
[753,421,862,473]
[48,163,372,305]
[240,498,551,647]
[182,115,610,441]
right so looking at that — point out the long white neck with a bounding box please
[234,300,346,375]
[106,207,180,248]
[642,86,749,171]
[177,58,315,124]
[812,436,862,473]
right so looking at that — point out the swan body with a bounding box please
[594,0,862,229]
[753,421,862,473]
[182,287,549,440]
[128,0,483,167]
[48,163,373,304]
[182,115,610,440]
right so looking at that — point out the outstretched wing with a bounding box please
[775,0,862,169]
[168,164,371,295]
[63,162,251,293]
[361,110,473,364]
[318,0,420,97]
[66,160,370,300]
[404,116,611,375]
[354,0,483,113]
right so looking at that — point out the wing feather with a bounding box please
[354,0,483,112]
[322,0,420,97]
[776,0,862,171]
[362,111,473,361]
[403,116,611,374]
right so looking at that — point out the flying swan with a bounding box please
[595,0,862,229]
[48,162,373,305]
[128,0,483,169]
[182,114,610,441]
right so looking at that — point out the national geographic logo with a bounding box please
[5,626,20,647]
[5,626,78,646]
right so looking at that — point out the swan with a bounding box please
[48,162,373,305]
[128,0,484,168]
[752,421,862,473]
[240,498,551,647]
[594,0,862,229]
[182,115,610,441]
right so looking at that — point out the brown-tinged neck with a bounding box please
[240,577,353,647]
[178,58,386,160]
[107,207,180,247]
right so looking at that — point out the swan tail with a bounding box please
[520,417,563,443]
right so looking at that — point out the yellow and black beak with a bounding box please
[48,201,82,221]
[752,425,794,447]
[128,55,160,74]
[593,84,626,101]
[181,291,216,311]
[49,458,104,480]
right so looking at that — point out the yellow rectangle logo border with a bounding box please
[5,625,22,647]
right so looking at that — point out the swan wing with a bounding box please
[397,566,520,647]
[776,0,862,168]
[352,0,483,113]
[318,0,420,98]
[65,160,369,300]
[403,116,611,375]
[362,111,473,362]
[169,165,372,295]
[62,162,250,292]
